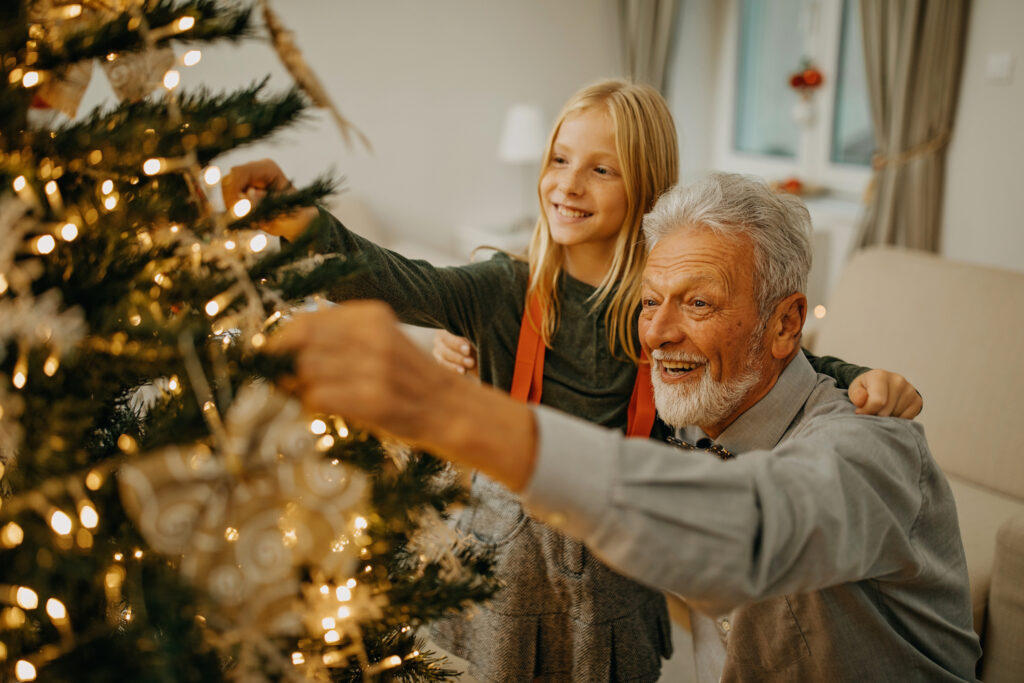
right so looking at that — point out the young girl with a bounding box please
[224,80,919,682]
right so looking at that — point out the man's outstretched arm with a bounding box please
[269,300,538,489]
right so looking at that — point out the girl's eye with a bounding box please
[594,166,609,175]
[641,298,658,309]
[551,155,567,165]
[692,299,708,308]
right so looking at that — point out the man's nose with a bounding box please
[642,306,683,350]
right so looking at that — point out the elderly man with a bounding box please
[273,173,980,681]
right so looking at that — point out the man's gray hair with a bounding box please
[642,172,813,319]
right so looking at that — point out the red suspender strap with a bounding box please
[510,292,657,437]
[627,349,657,437]
[510,292,546,404]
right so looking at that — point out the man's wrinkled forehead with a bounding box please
[643,223,754,281]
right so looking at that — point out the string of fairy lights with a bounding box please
[0,2,434,681]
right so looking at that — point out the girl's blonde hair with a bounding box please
[527,79,678,362]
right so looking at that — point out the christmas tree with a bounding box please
[0,2,495,681]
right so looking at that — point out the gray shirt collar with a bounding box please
[680,352,818,455]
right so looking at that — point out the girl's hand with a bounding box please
[848,369,922,419]
[432,330,479,378]
[221,158,318,242]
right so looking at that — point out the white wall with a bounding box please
[183,0,622,255]
[665,0,725,185]
[941,0,1024,274]
[75,1,621,255]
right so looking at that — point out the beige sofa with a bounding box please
[812,246,1024,682]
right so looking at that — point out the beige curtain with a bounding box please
[856,0,971,251]
[619,0,679,92]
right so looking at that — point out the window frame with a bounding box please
[711,0,873,196]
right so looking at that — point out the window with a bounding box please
[830,0,873,166]
[714,0,874,194]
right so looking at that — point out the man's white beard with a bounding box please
[650,336,765,430]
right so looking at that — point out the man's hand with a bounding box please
[848,369,922,419]
[269,301,537,489]
[221,158,318,242]
[432,330,479,377]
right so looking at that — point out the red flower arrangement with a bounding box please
[788,59,824,95]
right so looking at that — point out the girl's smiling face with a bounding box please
[540,107,628,273]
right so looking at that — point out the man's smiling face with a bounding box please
[639,226,776,436]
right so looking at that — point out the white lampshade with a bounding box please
[497,103,546,164]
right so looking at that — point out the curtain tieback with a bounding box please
[871,129,952,171]
[863,129,953,204]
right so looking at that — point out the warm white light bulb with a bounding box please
[49,510,73,536]
[14,659,36,682]
[12,371,26,389]
[813,305,827,319]
[45,598,66,620]
[224,239,236,251]
[34,235,56,255]
[176,16,196,31]
[202,166,221,185]
[13,176,27,192]
[321,616,336,630]
[79,504,99,529]
[323,629,341,644]
[143,158,163,175]
[101,179,114,194]
[44,181,58,196]
[43,355,59,377]
[205,300,220,316]
[61,223,79,241]
[85,470,103,491]
[22,71,40,88]
[16,587,38,610]
[0,522,21,548]
[163,70,180,90]
[103,195,118,210]
[335,585,351,601]
[231,198,251,218]
[310,419,328,435]
[183,50,202,66]
[249,233,268,253]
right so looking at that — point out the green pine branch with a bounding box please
[34,0,255,72]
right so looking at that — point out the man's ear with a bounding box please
[768,293,806,360]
